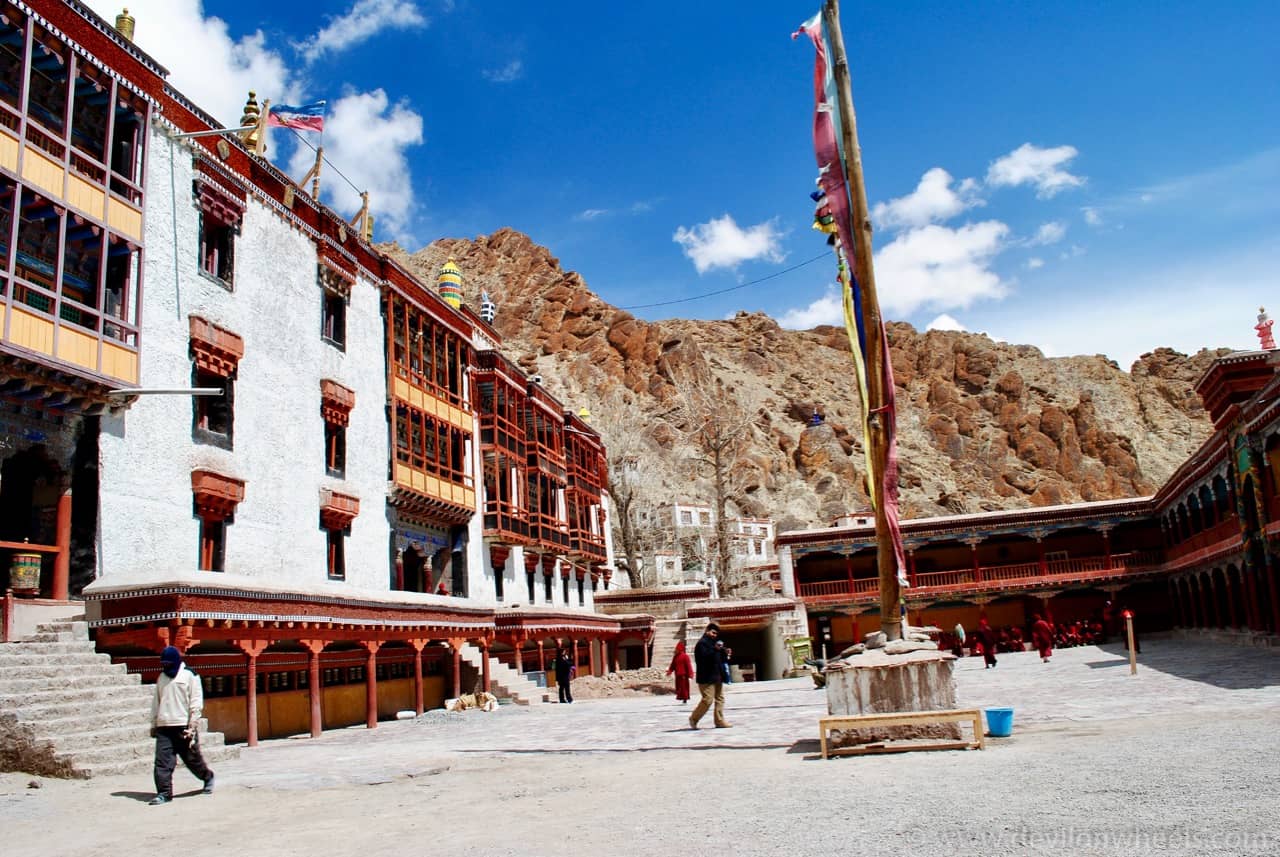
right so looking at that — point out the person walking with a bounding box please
[1031,614,1054,663]
[976,617,998,669]
[688,623,731,729]
[666,640,694,703]
[554,645,575,704]
[148,646,213,805]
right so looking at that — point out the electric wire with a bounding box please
[617,251,830,310]
[284,124,364,196]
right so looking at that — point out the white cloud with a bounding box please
[1026,257,1045,270]
[778,287,842,329]
[574,208,608,221]
[871,167,982,230]
[296,0,426,63]
[1028,221,1067,246]
[673,215,785,274]
[874,221,1010,316]
[483,60,524,83]
[1059,244,1087,260]
[927,313,966,332]
[1082,207,1103,227]
[84,0,297,128]
[289,90,424,239]
[987,143,1085,198]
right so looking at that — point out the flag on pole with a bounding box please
[267,101,326,132]
[795,10,908,588]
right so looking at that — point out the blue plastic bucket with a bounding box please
[985,707,1014,737]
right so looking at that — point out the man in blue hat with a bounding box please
[148,646,214,805]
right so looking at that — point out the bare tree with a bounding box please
[589,390,669,588]
[667,374,760,597]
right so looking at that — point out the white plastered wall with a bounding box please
[93,130,390,591]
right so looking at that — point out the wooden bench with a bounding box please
[819,708,985,759]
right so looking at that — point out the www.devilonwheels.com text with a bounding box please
[900,826,1272,851]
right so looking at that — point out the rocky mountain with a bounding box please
[383,228,1224,531]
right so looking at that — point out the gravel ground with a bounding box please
[3,639,1278,856]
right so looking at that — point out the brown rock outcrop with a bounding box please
[384,229,1224,526]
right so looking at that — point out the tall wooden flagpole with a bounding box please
[822,0,902,641]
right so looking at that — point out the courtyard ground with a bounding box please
[3,639,1278,856]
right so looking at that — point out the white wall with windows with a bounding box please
[93,130,390,592]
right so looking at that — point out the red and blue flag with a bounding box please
[267,101,326,132]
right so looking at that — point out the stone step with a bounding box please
[45,722,156,752]
[33,621,89,641]
[0,661,130,679]
[0,651,120,668]
[0,684,152,709]
[1,640,100,654]
[0,672,142,694]
[80,743,239,779]
[6,696,152,723]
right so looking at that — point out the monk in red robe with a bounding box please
[667,641,694,703]
[1032,614,1054,663]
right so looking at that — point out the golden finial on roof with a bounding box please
[115,8,135,41]
[239,91,264,153]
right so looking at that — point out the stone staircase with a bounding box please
[0,620,238,779]
[458,643,552,705]
[650,619,694,672]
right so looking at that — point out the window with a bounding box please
[193,368,233,445]
[327,528,346,579]
[699,511,711,526]
[191,469,244,574]
[199,517,225,572]
[526,570,535,601]
[577,577,585,606]
[325,421,346,477]
[680,510,693,525]
[494,569,504,601]
[200,215,234,284]
[543,572,553,602]
[562,574,569,604]
[322,290,346,349]
[194,179,244,287]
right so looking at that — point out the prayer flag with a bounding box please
[267,101,326,132]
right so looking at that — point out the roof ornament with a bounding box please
[480,289,496,324]
[1256,307,1275,351]
[115,8,136,41]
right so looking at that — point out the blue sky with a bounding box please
[86,1,1279,368]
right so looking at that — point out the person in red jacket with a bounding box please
[1032,614,1054,663]
[666,640,694,703]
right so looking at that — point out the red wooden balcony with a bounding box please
[798,551,1164,603]
[1164,518,1240,561]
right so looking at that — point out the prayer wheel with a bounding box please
[10,552,42,594]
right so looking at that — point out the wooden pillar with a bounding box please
[970,543,982,583]
[480,640,491,693]
[643,633,652,668]
[451,643,462,698]
[1245,569,1261,630]
[364,641,381,729]
[412,641,425,716]
[52,490,71,600]
[235,640,267,748]
[609,640,619,673]
[588,637,599,677]
[571,639,578,673]
[1207,573,1223,628]
[303,640,324,738]
[906,550,917,587]
[1102,530,1113,570]
[844,554,855,594]
[1037,540,1048,576]
[537,640,545,672]
[1265,562,1280,635]
[394,552,404,591]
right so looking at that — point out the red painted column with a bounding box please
[52,490,71,600]
[413,643,425,716]
[906,551,917,587]
[643,634,652,668]
[306,643,323,738]
[394,553,404,591]
[246,653,259,747]
[1207,573,1223,628]
[364,642,380,729]
[1245,570,1262,630]
[589,637,599,677]
[537,640,545,672]
[1102,530,1113,570]
[1037,541,1048,577]
[452,644,462,698]
[1267,565,1280,635]
[971,544,982,583]
[845,554,855,594]
[571,639,578,674]
[514,641,524,674]
[480,641,491,694]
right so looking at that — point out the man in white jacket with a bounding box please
[148,646,214,805]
